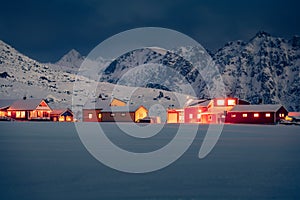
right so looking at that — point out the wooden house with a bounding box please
[226,104,288,124]
[184,100,210,123]
[99,105,148,122]
[50,108,74,122]
[7,99,52,121]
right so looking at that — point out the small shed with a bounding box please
[226,104,288,124]
[51,108,74,122]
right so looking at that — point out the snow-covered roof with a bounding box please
[51,108,73,116]
[7,99,48,110]
[101,105,146,113]
[229,104,284,112]
[186,99,211,107]
[0,99,17,109]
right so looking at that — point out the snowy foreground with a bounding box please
[0,122,300,200]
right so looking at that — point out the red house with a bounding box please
[184,100,210,123]
[0,99,16,120]
[226,104,288,124]
[7,99,52,121]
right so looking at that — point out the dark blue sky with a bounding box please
[0,0,299,62]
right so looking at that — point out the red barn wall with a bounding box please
[83,109,101,122]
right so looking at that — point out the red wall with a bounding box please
[184,106,208,123]
[83,109,101,122]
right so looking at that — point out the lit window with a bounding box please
[254,113,259,118]
[98,113,102,119]
[227,99,236,106]
[121,113,126,117]
[88,113,92,119]
[279,113,285,117]
[198,109,202,113]
[111,113,115,117]
[265,113,271,117]
[197,114,201,119]
[216,99,225,106]
[66,116,72,121]
[231,114,236,118]
[59,116,65,121]
[242,113,247,117]
[20,111,26,118]
[0,111,5,117]
[16,111,21,118]
[189,114,193,119]
[7,111,11,117]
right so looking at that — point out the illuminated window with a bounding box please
[20,111,26,118]
[198,109,202,113]
[265,113,271,117]
[231,114,236,118]
[216,99,225,106]
[111,113,115,117]
[208,115,212,121]
[279,113,285,117]
[197,114,201,119]
[7,111,11,117]
[242,113,247,117]
[66,116,72,121]
[88,113,92,119]
[121,113,126,117]
[0,111,5,117]
[16,111,21,118]
[189,114,193,119]
[98,113,102,119]
[59,116,65,121]
[227,99,236,106]
[254,113,259,118]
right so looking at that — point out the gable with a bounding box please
[110,98,126,106]
[36,100,51,110]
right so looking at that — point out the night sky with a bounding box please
[0,0,299,62]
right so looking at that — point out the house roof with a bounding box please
[84,99,114,109]
[0,99,17,109]
[51,108,73,116]
[7,99,49,111]
[101,105,146,113]
[186,99,211,107]
[229,104,284,112]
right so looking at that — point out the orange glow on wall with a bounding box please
[231,114,236,118]
[227,99,236,106]
[242,113,247,117]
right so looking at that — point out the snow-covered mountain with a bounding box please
[0,31,299,111]
[213,31,300,111]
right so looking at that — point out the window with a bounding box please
[216,99,225,106]
[189,114,193,119]
[279,113,285,117]
[98,113,102,119]
[59,116,65,121]
[66,116,72,121]
[231,114,236,118]
[227,99,236,106]
[208,115,212,121]
[111,113,115,117]
[0,111,5,117]
[88,113,92,119]
[265,113,271,117]
[197,114,201,119]
[20,111,26,118]
[121,113,126,117]
[254,113,259,118]
[16,111,21,118]
[7,111,11,117]
[198,109,202,113]
[242,113,248,117]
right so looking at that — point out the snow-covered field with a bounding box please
[0,122,300,200]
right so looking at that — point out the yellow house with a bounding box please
[110,98,127,106]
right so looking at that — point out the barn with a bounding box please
[184,100,210,123]
[226,104,288,124]
[7,99,52,121]
[83,99,111,122]
[50,108,74,122]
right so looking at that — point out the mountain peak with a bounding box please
[255,31,271,38]
[56,49,84,68]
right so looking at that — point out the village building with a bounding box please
[83,97,148,122]
[286,112,300,122]
[167,108,184,123]
[7,99,52,121]
[50,108,74,122]
[0,99,17,120]
[226,104,288,124]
